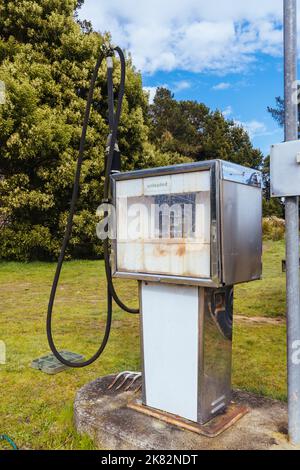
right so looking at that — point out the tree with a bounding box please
[149,88,263,169]
[76,0,85,9]
[267,92,300,137]
[267,97,285,129]
[74,0,92,34]
[0,0,150,260]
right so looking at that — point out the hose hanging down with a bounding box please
[47,45,139,369]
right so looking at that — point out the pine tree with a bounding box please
[149,87,263,168]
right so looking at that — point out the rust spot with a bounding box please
[156,246,168,256]
[177,245,186,257]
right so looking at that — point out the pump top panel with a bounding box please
[111,160,262,287]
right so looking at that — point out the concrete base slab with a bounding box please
[74,374,298,450]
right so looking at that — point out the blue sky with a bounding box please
[78,0,298,155]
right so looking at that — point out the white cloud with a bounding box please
[173,80,191,92]
[143,86,157,104]
[79,0,288,74]
[221,109,279,144]
[222,106,233,118]
[213,82,231,91]
[235,119,268,138]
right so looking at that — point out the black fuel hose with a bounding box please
[46,45,138,369]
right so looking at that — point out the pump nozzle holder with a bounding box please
[100,42,115,58]
[106,56,113,69]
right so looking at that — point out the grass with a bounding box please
[235,240,286,318]
[0,241,287,449]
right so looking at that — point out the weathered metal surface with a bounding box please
[220,180,262,285]
[221,161,261,187]
[116,171,211,280]
[112,160,262,287]
[128,401,248,438]
[112,160,261,186]
[198,287,233,424]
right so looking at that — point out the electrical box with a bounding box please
[111,160,262,288]
[271,140,300,197]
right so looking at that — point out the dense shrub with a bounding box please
[262,217,285,241]
[0,0,151,260]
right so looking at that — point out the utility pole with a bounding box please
[284,0,300,445]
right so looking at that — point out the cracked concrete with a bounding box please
[74,374,299,451]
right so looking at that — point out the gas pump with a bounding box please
[47,44,262,426]
[111,161,262,424]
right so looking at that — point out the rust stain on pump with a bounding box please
[177,245,186,257]
[156,246,168,257]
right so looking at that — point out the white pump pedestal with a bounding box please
[140,281,233,425]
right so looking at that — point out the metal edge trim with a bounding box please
[111,161,216,182]
[197,287,205,424]
[138,281,147,405]
[210,161,222,285]
[111,161,223,287]
[113,271,222,288]
[110,176,118,276]
[221,161,262,188]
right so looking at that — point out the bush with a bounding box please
[262,197,284,218]
[262,217,285,241]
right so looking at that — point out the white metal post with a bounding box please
[284,0,300,445]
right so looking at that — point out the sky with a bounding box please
[78,0,300,155]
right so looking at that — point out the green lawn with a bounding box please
[0,240,287,449]
[235,240,286,318]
